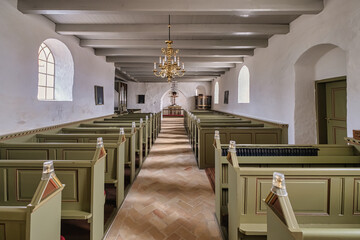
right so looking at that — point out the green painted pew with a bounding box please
[35,131,133,207]
[0,161,64,240]
[116,111,161,140]
[61,125,142,168]
[225,143,360,240]
[90,119,150,157]
[266,172,360,240]
[109,112,159,147]
[196,123,283,169]
[0,141,106,240]
[214,135,360,232]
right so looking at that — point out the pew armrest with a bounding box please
[302,226,360,240]
[239,223,267,236]
[61,210,92,220]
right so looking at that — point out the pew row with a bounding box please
[266,172,360,240]
[0,136,129,209]
[107,115,153,146]
[0,161,64,240]
[60,126,141,170]
[197,124,283,168]
[35,131,135,202]
[81,120,148,157]
[186,110,286,168]
[225,143,360,240]
[214,135,360,231]
[0,141,106,240]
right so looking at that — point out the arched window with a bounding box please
[214,82,219,104]
[38,43,55,100]
[37,39,74,101]
[238,65,250,103]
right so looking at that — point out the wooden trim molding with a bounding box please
[0,114,115,141]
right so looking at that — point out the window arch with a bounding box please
[38,43,55,100]
[37,39,74,101]
[214,82,219,104]
[238,65,250,103]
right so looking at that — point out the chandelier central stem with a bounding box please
[168,15,171,41]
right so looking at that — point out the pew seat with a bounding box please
[239,224,267,236]
[62,210,92,220]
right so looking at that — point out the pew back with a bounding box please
[0,162,64,240]
[226,147,360,240]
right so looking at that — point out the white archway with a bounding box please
[294,44,346,144]
[160,88,195,111]
[195,85,206,96]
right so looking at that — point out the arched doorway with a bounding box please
[294,44,347,144]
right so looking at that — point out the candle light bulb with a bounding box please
[153,62,156,70]
[182,63,185,69]
[159,57,162,64]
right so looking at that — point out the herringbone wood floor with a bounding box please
[105,118,222,240]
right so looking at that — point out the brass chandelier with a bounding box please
[153,15,185,82]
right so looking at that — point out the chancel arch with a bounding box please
[294,44,347,144]
[160,88,194,111]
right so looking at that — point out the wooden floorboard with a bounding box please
[104,118,222,240]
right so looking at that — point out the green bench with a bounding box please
[89,119,149,157]
[2,132,129,208]
[35,131,134,206]
[266,172,360,240]
[196,124,283,169]
[0,161,64,240]
[78,120,150,157]
[0,141,106,240]
[225,142,360,240]
[61,125,142,168]
[110,113,153,140]
[214,135,360,231]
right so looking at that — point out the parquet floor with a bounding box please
[105,118,222,240]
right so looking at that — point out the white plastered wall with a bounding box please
[212,0,360,144]
[127,81,211,113]
[0,0,115,136]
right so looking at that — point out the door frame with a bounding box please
[315,76,346,144]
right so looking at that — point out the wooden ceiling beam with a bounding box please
[18,0,324,15]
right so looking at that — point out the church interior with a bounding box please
[1,0,360,239]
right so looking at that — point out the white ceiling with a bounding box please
[18,0,324,82]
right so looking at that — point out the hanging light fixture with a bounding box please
[153,15,185,82]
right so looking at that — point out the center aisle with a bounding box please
[105,117,222,240]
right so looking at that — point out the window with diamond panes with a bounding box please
[38,43,55,100]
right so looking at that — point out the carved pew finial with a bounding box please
[271,172,287,196]
[97,137,104,148]
[214,130,220,140]
[42,160,55,180]
[228,140,236,153]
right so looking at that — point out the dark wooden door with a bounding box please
[326,80,347,144]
